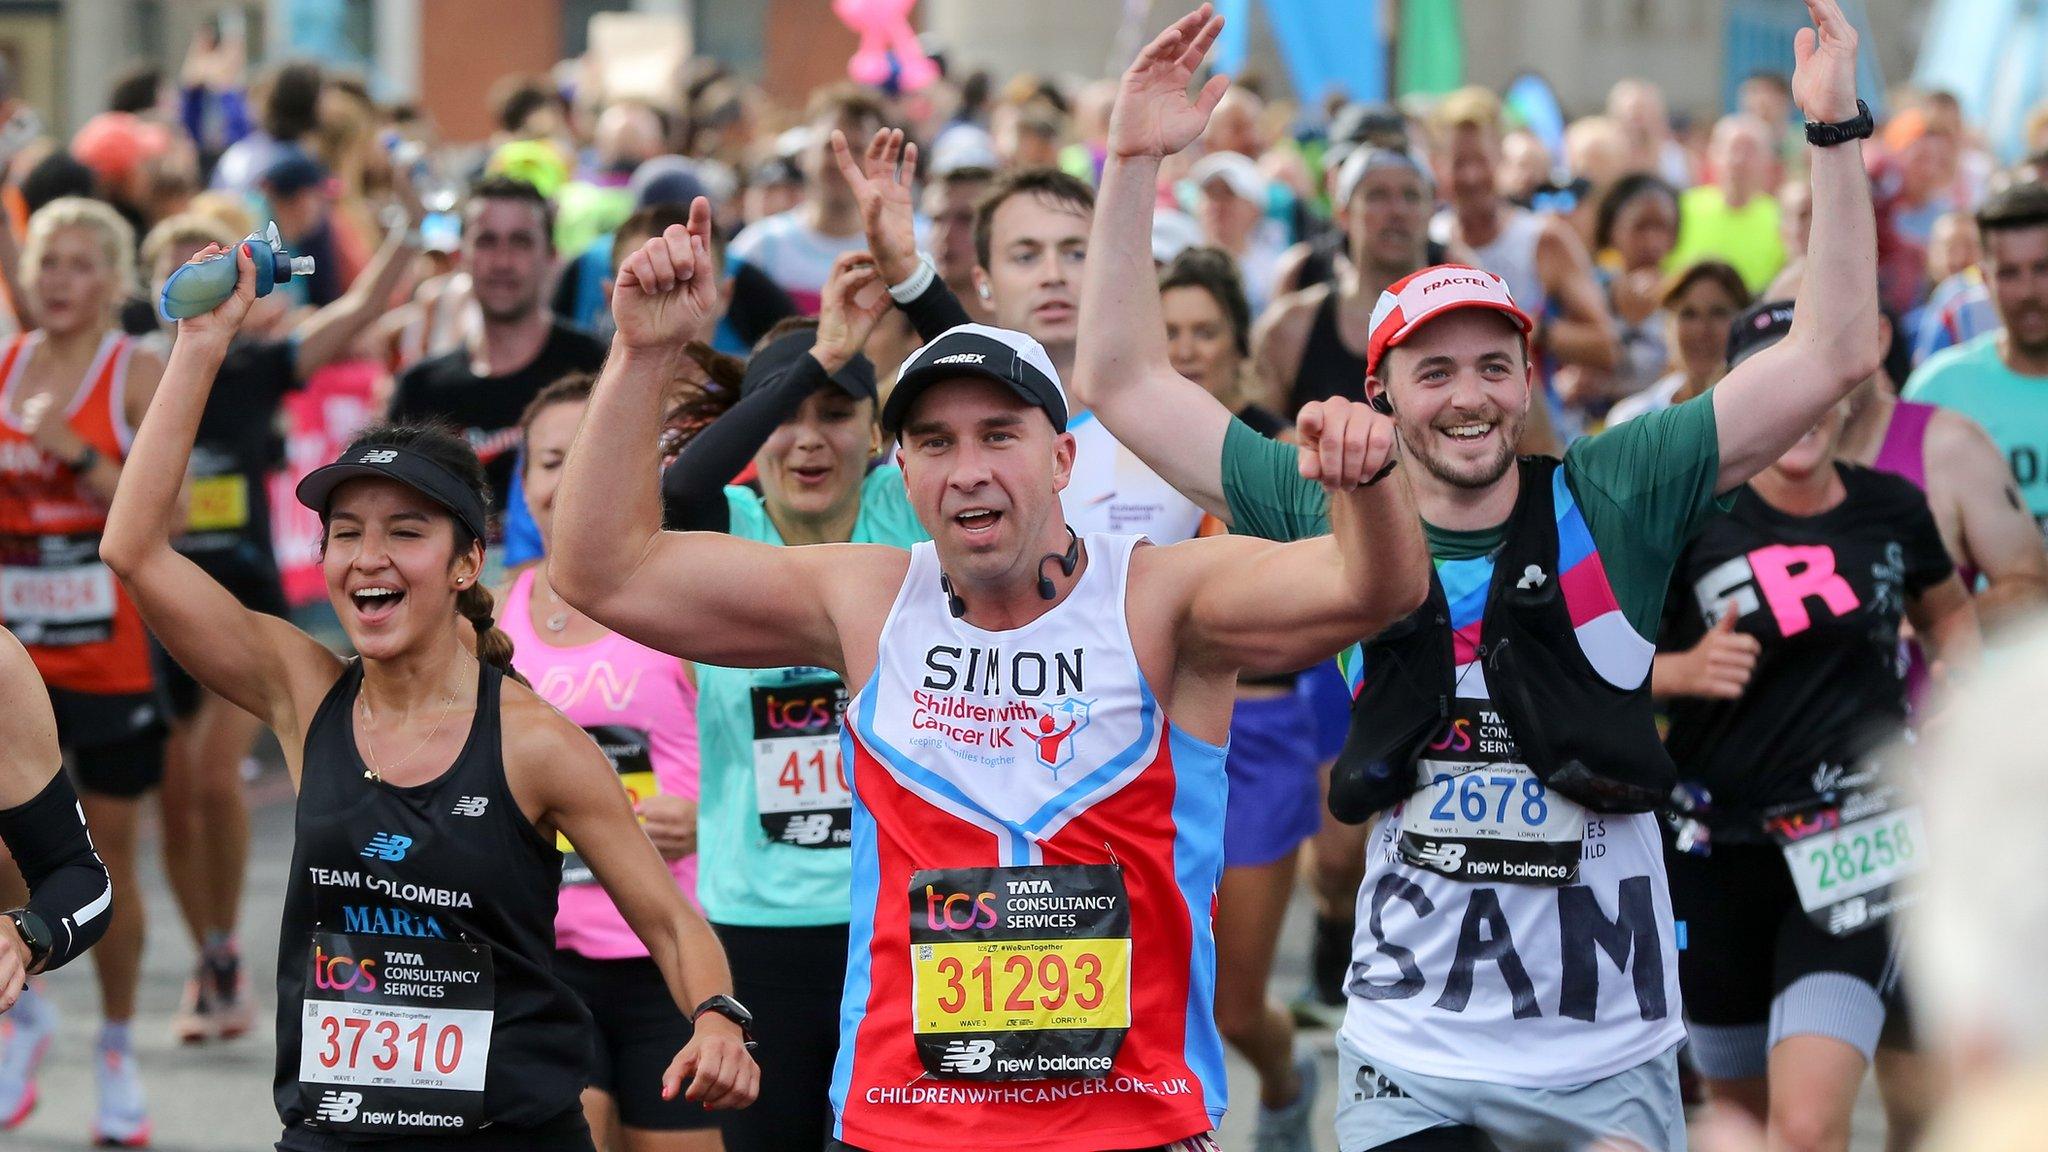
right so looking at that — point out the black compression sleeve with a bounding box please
[898,276,976,342]
[661,354,843,532]
[0,770,110,971]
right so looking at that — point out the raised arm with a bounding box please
[1073,6,1239,520]
[293,215,421,377]
[661,252,890,531]
[831,127,974,341]
[509,708,756,1109]
[1712,0,1882,491]
[1182,397,1427,673]
[100,246,342,759]
[552,200,889,672]
[1535,218,1620,371]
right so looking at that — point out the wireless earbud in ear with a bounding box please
[1368,390,1394,416]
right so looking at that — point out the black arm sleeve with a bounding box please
[660,353,844,532]
[0,770,110,971]
[898,275,976,342]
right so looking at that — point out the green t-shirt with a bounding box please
[1219,393,1730,639]
[1665,185,1786,296]
[1903,332,2048,531]
[692,465,928,927]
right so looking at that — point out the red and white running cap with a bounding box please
[1366,264,1534,377]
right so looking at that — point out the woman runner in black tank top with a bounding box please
[99,246,759,1151]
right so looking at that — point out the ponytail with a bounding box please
[457,581,529,688]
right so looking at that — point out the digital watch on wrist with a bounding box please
[5,908,53,972]
[1805,100,1874,148]
[691,994,758,1050]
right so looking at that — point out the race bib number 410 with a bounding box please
[298,933,493,1134]
[751,679,852,849]
[908,864,1130,1082]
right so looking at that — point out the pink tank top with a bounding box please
[502,567,702,959]
[1870,399,1969,713]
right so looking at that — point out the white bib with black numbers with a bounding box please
[1342,664,1685,1089]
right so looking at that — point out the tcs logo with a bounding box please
[924,885,998,931]
[1427,718,1473,754]
[313,944,379,993]
[763,692,838,731]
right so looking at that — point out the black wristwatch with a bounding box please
[1806,99,1875,148]
[5,908,53,972]
[691,994,757,1050]
[66,443,101,474]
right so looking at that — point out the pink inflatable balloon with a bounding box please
[832,0,939,91]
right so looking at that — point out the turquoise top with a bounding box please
[1903,332,2048,532]
[692,465,928,926]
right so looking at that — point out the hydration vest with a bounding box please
[1330,457,1676,820]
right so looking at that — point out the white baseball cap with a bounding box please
[1188,150,1267,205]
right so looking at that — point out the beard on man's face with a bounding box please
[1396,400,1526,490]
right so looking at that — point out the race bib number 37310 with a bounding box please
[298,933,493,1134]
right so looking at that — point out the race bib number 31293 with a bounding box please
[907,864,1131,1082]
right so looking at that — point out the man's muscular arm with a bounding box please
[1928,410,2048,627]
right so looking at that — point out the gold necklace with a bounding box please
[357,673,464,783]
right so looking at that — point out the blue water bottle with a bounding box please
[157,221,316,322]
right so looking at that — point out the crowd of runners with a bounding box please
[2,1,2048,1149]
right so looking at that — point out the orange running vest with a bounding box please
[0,331,152,694]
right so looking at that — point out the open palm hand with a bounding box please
[1107,4,1231,160]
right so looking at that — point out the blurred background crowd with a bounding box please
[4,2,2048,1150]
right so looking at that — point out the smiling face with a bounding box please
[756,385,877,528]
[322,478,480,662]
[521,398,585,552]
[32,226,120,335]
[976,192,1089,351]
[896,378,1073,588]
[1372,309,1530,491]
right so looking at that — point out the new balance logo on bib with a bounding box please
[831,535,1228,1152]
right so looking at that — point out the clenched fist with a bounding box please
[1296,397,1399,492]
